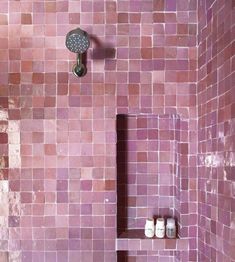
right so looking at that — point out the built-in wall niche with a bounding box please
[117,114,178,233]
[116,114,190,252]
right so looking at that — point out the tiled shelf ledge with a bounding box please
[116,230,189,251]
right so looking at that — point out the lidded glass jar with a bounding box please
[155,218,165,238]
[166,218,176,238]
[144,218,155,238]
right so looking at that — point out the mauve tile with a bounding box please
[80,180,92,191]
[152,239,165,250]
[68,240,80,251]
[56,180,68,191]
[45,252,56,262]
[21,14,32,24]
[68,13,80,25]
[93,239,104,251]
[22,252,32,262]
[128,239,141,251]
[141,239,153,251]
[80,239,92,251]
[165,0,177,11]
[57,252,68,262]
[45,2,56,13]
[56,1,68,12]
[57,192,68,203]
[45,240,56,251]
[165,239,177,250]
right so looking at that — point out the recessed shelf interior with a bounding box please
[116,113,192,251]
[117,114,180,234]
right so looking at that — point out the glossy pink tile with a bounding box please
[197,0,234,261]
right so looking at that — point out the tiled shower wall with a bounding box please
[198,0,235,261]
[0,0,198,261]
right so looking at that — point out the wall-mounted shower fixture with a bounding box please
[65,28,90,77]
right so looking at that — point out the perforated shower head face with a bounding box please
[65,28,90,54]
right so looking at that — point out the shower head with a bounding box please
[65,28,90,77]
[65,28,90,54]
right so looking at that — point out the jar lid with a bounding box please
[156,218,165,226]
[146,218,154,225]
[167,218,175,226]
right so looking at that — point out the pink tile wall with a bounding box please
[0,0,198,261]
[198,0,235,261]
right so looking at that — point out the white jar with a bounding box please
[166,218,176,238]
[144,218,155,238]
[155,218,165,238]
